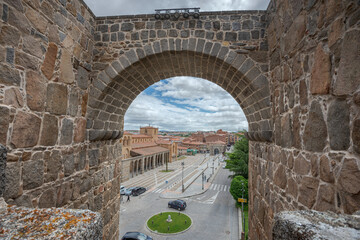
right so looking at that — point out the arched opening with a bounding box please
[214,148,220,155]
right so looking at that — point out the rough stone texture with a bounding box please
[353,119,360,154]
[46,83,68,115]
[0,205,103,239]
[298,177,319,209]
[23,160,44,190]
[0,107,10,146]
[327,99,350,150]
[4,162,21,199]
[11,111,41,148]
[26,71,47,111]
[60,118,73,145]
[39,114,59,146]
[4,88,24,108]
[310,44,331,94]
[303,101,327,152]
[0,145,6,198]
[59,49,75,84]
[273,211,360,240]
[41,42,58,80]
[74,118,86,143]
[0,63,21,86]
[334,30,360,96]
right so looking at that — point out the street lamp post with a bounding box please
[202,172,204,190]
[181,161,185,193]
[241,182,245,238]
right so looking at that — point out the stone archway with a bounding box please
[87,43,272,143]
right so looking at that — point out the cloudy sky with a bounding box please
[83,0,270,16]
[124,77,248,132]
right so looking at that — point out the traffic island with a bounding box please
[146,212,192,235]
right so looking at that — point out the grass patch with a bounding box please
[147,212,191,233]
[177,156,187,161]
[160,169,174,173]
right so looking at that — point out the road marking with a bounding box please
[154,172,158,185]
[203,192,219,204]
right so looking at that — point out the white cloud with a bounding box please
[124,77,248,132]
[83,0,270,16]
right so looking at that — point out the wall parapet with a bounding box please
[0,203,102,239]
[273,210,360,240]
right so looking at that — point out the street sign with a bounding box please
[238,198,247,203]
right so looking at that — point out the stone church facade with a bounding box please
[0,0,359,239]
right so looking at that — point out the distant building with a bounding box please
[121,126,175,181]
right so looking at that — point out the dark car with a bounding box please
[131,187,146,196]
[121,232,152,240]
[168,199,187,210]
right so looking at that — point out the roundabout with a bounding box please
[146,212,192,234]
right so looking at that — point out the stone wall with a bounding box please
[248,0,360,239]
[87,11,272,142]
[0,0,121,239]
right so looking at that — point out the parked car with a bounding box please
[131,187,146,196]
[168,199,187,211]
[121,231,152,240]
[120,186,126,195]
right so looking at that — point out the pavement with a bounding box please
[158,154,243,240]
[159,155,222,199]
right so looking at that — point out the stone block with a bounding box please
[327,99,350,150]
[294,154,310,176]
[4,88,23,108]
[273,211,360,240]
[45,150,62,182]
[40,114,58,146]
[60,118,73,145]
[274,164,287,189]
[303,101,327,152]
[242,20,254,30]
[11,111,41,148]
[0,25,20,46]
[63,154,75,177]
[280,114,293,148]
[0,145,6,198]
[121,23,133,31]
[23,160,44,190]
[74,118,86,143]
[26,70,47,111]
[89,149,99,167]
[46,83,68,115]
[0,107,9,146]
[298,177,319,208]
[310,44,331,94]
[338,158,360,195]
[41,43,58,80]
[4,162,21,199]
[225,32,237,41]
[284,13,306,54]
[314,184,335,212]
[353,119,360,154]
[59,49,75,84]
[0,63,21,86]
[39,188,56,208]
[334,30,360,96]
[319,155,334,183]
[15,51,39,70]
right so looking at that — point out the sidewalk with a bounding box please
[160,156,222,199]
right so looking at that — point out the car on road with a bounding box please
[130,187,146,196]
[121,186,132,196]
[168,199,187,211]
[121,231,152,240]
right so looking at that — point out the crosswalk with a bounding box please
[208,183,229,192]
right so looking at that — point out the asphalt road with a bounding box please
[119,156,238,240]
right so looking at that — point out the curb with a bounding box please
[238,207,242,240]
[145,211,193,236]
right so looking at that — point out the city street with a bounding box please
[119,154,238,240]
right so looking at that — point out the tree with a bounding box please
[225,134,249,179]
[229,175,248,204]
